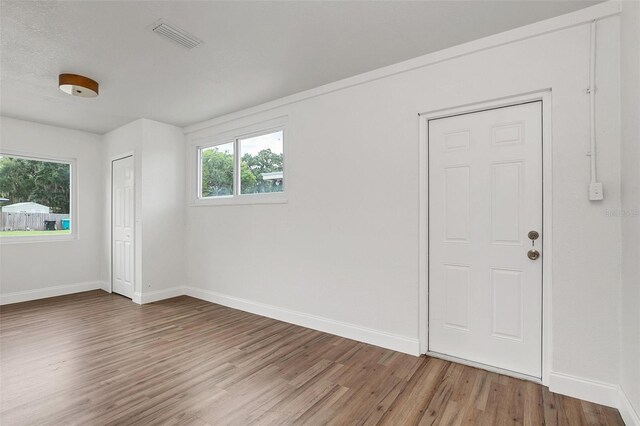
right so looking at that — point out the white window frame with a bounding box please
[197,139,236,201]
[191,119,287,206]
[0,151,78,244]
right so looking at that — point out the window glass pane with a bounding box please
[0,155,71,237]
[240,131,284,194]
[201,142,234,197]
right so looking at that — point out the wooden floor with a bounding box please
[0,291,623,425]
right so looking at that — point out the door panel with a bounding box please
[428,101,542,378]
[112,156,134,299]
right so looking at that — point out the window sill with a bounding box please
[190,194,288,207]
[0,234,77,244]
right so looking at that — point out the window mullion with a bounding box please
[234,138,240,196]
[196,147,202,199]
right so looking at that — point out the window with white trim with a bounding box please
[199,129,284,199]
[0,154,73,239]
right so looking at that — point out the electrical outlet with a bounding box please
[589,182,604,201]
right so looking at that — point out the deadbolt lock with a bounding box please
[527,249,540,260]
[528,230,539,241]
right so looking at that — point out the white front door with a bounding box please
[428,101,543,378]
[112,156,134,299]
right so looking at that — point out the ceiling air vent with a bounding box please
[151,21,202,49]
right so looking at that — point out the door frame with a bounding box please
[418,90,553,385]
[109,152,136,300]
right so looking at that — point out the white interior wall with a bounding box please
[139,120,186,300]
[620,0,640,423]
[103,119,185,303]
[0,117,105,302]
[185,14,622,397]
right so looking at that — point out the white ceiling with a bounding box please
[1,0,601,134]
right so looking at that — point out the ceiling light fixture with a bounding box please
[58,74,99,98]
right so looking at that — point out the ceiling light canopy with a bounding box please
[59,74,99,98]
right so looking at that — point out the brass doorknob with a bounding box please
[527,249,540,260]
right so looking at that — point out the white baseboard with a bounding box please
[141,287,185,304]
[0,281,106,305]
[619,386,640,426]
[121,285,419,355]
[132,292,142,305]
[183,286,420,355]
[549,371,619,408]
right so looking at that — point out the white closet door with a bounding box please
[112,156,134,299]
